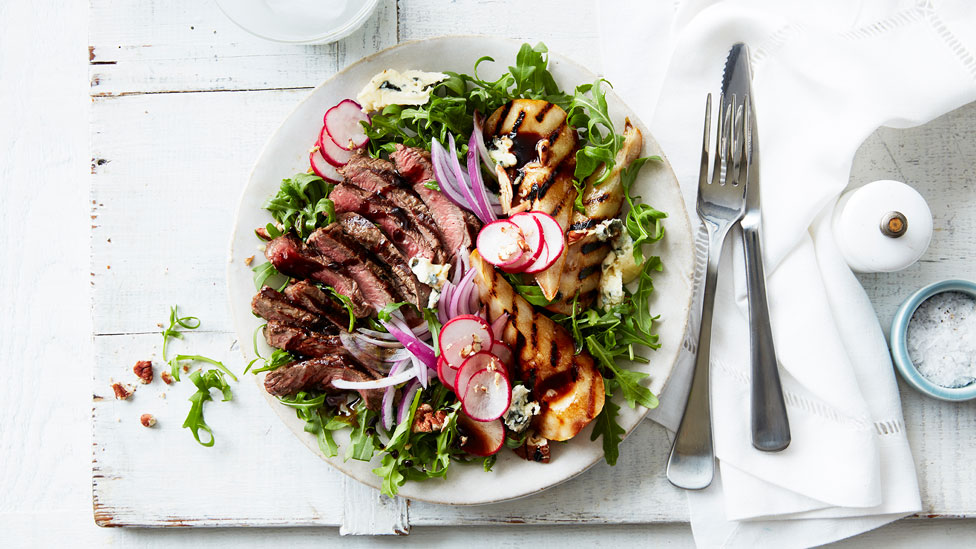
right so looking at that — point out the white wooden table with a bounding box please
[4,0,976,546]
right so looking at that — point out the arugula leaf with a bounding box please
[264,172,335,239]
[161,305,200,368]
[169,354,239,383]
[377,301,410,323]
[423,308,443,356]
[500,272,554,306]
[619,157,668,262]
[323,286,356,332]
[423,180,440,191]
[183,369,232,447]
[252,261,289,292]
[590,379,625,465]
[483,455,498,472]
[245,322,297,374]
[585,335,657,409]
[346,400,379,462]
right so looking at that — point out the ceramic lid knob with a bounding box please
[832,180,933,273]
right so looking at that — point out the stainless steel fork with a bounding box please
[666,93,748,490]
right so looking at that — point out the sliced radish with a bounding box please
[504,213,545,272]
[463,367,512,421]
[318,126,354,166]
[456,413,505,456]
[490,341,514,366]
[324,99,369,151]
[438,315,493,369]
[454,351,507,401]
[477,220,528,268]
[310,148,342,184]
[521,211,566,274]
[437,355,458,391]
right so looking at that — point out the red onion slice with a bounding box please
[380,358,409,430]
[431,139,471,210]
[382,318,437,371]
[467,132,497,223]
[332,365,418,390]
[472,111,496,175]
[397,380,422,425]
[490,313,509,341]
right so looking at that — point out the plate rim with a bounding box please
[225,35,694,505]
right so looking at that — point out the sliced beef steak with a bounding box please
[391,144,477,257]
[331,184,443,263]
[334,213,430,309]
[306,227,407,311]
[340,153,446,261]
[264,234,370,315]
[263,356,383,410]
[251,286,329,331]
[264,321,346,358]
[285,279,368,321]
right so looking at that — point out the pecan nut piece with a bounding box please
[133,360,154,384]
[411,403,448,433]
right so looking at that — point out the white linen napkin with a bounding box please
[597,1,976,546]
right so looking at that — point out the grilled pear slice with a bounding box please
[471,250,605,441]
[546,120,643,313]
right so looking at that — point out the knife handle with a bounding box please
[741,224,790,452]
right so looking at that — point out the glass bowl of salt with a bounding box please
[890,279,976,401]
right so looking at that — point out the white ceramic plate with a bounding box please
[227,36,695,505]
[215,0,378,45]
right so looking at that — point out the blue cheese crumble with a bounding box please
[409,257,451,308]
[503,384,541,433]
[356,69,448,113]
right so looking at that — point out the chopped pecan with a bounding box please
[133,360,153,384]
[140,413,156,427]
[160,371,175,385]
[514,431,551,463]
[245,255,255,266]
[111,382,135,400]
[411,403,448,433]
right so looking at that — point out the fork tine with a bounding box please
[699,94,712,189]
[710,93,724,186]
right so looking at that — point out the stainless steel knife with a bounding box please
[722,42,791,452]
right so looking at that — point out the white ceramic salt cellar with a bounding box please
[832,179,933,273]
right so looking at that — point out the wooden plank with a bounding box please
[89,0,398,96]
[340,479,410,535]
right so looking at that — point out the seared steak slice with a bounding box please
[339,151,401,194]
[251,286,328,331]
[306,227,407,311]
[264,356,383,410]
[391,144,476,257]
[335,213,430,309]
[340,153,446,260]
[331,184,443,263]
[264,234,369,314]
[285,279,368,320]
[264,321,346,358]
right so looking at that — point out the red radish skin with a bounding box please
[462,367,513,421]
[318,126,354,166]
[489,341,514,366]
[456,413,505,456]
[324,99,369,151]
[454,351,508,402]
[437,355,458,391]
[477,220,527,268]
[504,213,545,272]
[309,148,342,184]
[438,315,493,369]
[521,211,565,274]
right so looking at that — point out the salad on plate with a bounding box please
[246,43,667,497]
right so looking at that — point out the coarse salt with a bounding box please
[906,291,976,388]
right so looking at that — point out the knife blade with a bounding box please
[722,42,791,452]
